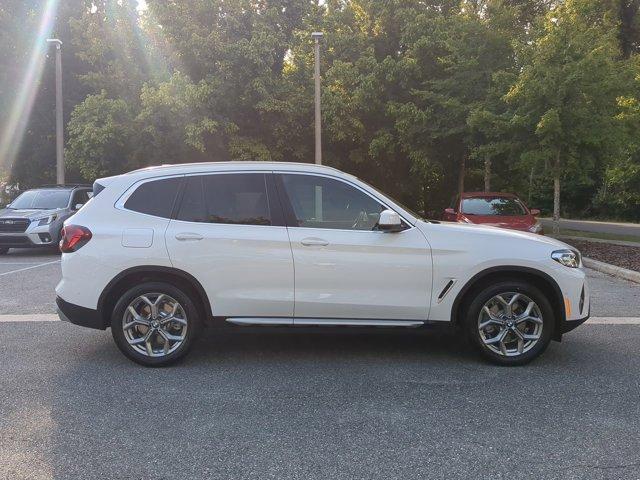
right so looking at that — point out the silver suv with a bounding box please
[0,185,92,254]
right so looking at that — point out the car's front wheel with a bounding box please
[465,281,554,366]
[0,247,8,255]
[111,282,201,367]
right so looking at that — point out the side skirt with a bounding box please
[225,317,425,328]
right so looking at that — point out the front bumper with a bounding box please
[56,296,106,330]
[0,227,59,248]
[561,308,590,334]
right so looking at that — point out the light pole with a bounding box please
[311,32,323,166]
[46,38,64,185]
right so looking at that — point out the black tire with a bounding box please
[0,247,8,255]
[464,280,554,366]
[111,281,202,367]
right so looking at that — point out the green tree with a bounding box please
[66,91,134,179]
[506,0,627,231]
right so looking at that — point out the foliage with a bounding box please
[2,0,640,219]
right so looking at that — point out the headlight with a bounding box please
[529,222,543,234]
[37,214,58,226]
[551,249,581,268]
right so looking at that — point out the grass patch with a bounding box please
[553,229,640,243]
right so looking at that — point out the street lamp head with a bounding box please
[311,32,324,40]
[46,38,63,48]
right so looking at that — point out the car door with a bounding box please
[276,172,432,321]
[165,172,294,318]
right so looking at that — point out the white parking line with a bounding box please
[0,260,60,277]
[587,317,640,325]
[0,314,60,322]
[0,315,639,324]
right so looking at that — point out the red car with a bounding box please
[442,192,543,234]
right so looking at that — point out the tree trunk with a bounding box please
[528,166,534,205]
[553,152,561,234]
[484,158,491,192]
[458,155,466,195]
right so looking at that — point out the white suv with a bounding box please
[56,162,589,366]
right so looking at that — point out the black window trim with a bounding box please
[172,171,285,227]
[273,171,413,233]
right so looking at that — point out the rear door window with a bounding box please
[124,177,182,219]
[176,173,271,226]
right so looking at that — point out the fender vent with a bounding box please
[579,285,585,314]
[437,279,456,302]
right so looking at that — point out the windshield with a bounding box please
[461,197,527,216]
[9,189,71,210]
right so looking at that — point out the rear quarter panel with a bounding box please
[55,176,174,310]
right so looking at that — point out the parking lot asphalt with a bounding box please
[1,248,640,479]
[2,323,640,479]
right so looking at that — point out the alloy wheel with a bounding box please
[477,292,543,357]
[122,293,188,357]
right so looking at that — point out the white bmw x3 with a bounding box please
[56,162,589,366]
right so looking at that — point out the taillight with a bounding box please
[60,225,92,253]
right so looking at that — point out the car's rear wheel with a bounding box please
[111,282,201,367]
[0,247,8,255]
[465,281,554,366]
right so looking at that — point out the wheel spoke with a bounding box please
[508,293,521,306]
[141,295,165,319]
[483,328,507,345]
[145,335,154,356]
[479,318,502,330]
[124,306,150,330]
[522,333,540,341]
[479,306,503,329]
[159,329,184,343]
[160,315,187,326]
[516,315,543,325]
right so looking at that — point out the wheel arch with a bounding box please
[451,266,565,341]
[97,266,212,329]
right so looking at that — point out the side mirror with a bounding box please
[74,203,84,210]
[378,209,403,232]
[530,208,540,216]
[444,208,455,215]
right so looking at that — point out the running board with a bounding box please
[225,318,424,328]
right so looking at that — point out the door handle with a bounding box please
[175,232,203,241]
[301,237,329,246]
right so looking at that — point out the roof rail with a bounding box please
[36,184,93,189]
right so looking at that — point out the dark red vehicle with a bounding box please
[442,192,543,234]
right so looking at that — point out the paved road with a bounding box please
[540,217,640,238]
[1,248,640,479]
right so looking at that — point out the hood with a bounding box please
[420,220,572,250]
[464,214,535,231]
[0,207,66,220]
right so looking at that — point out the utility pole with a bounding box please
[47,39,64,185]
[312,32,323,165]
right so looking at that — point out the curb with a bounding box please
[583,257,640,284]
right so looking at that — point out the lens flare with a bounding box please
[0,0,60,176]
